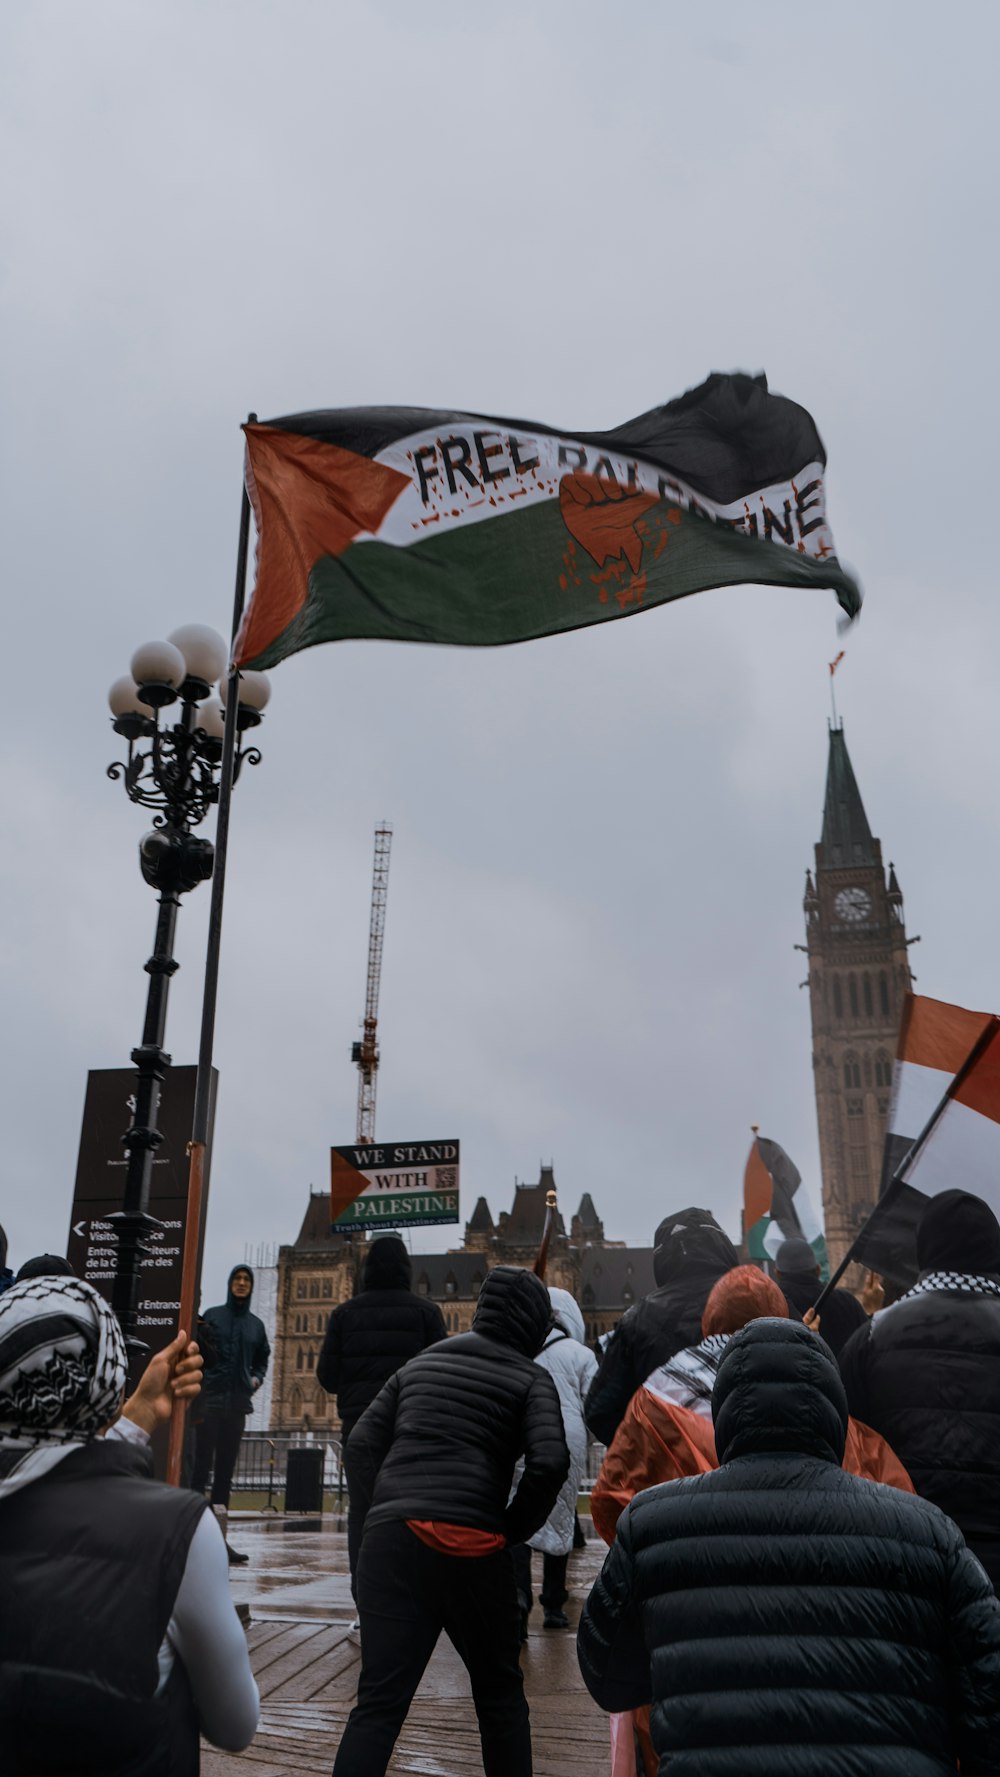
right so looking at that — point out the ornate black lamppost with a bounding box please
[106,624,269,1357]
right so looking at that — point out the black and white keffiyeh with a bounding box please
[645,1333,731,1413]
[0,1275,128,1501]
[902,1271,1000,1302]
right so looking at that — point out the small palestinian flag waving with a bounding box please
[744,1133,829,1278]
[233,372,861,670]
[854,993,1000,1281]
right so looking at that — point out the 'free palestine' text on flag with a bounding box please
[233,372,861,670]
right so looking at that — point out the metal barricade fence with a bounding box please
[581,1439,607,1494]
[231,1432,607,1508]
[231,1431,344,1507]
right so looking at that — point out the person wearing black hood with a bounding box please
[774,1234,868,1356]
[584,1207,738,1446]
[840,1187,1000,1591]
[317,1234,446,1599]
[332,1265,569,1777]
[190,1265,269,1563]
[579,1317,1000,1776]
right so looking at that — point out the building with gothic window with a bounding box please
[269,1165,655,1436]
[804,723,913,1272]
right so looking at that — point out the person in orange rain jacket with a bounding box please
[590,1265,913,1777]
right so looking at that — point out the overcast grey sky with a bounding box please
[2,0,998,1300]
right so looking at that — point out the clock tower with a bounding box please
[804,723,913,1271]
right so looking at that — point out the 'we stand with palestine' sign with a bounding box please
[331,1139,460,1229]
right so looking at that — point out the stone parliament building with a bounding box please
[270,721,914,1435]
[269,1166,655,1436]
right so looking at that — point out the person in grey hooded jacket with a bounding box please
[510,1285,597,1632]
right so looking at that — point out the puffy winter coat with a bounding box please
[779,1268,868,1356]
[522,1288,597,1557]
[345,1265,569,1546]
[579,1318,1000,1777]
[0,1440,206,1777]
[590,1331,914,1546]
[585,1209,738,1445]
[840,1280,1000,1588]
[200,1266,270,1415]
[316,1236,446,1432]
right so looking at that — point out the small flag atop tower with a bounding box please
[829,650,845,722]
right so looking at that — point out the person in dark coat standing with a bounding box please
[774,1234,868,1356]
[840,1187,1000,1591]
[579,1317,1000,1776]
[332,1265,569,1777]
[584,1208,738,1446]
[191,1264,269,1563]
[317,1234,446,1598]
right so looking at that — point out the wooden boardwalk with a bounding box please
[202,1522,611,1776]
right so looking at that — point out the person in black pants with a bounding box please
[332,1266,569,1777]
[316,1235,445,1603]
[191,1264,269,1563]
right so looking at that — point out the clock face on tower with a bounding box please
[833,886,872,924]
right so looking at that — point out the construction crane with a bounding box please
[351,824,393,1146]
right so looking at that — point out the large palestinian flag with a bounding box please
[854,993,1000,1281]
[233,372,861,670]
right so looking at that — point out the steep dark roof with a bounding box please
[466,1196,494,1233]
[293,1192,348,1251]
[576,1192,601,1229]
[819,725,875,869]
[579,1246,655,1310]
[501,1166,567,1241]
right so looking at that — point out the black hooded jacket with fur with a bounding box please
[316,1236,446,1433]
[579,1318,1000,1777]
[584,1209,738,1445]
[344,1265,569,1544]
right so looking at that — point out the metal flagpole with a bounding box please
[813,1014,1000,1317]
[167,416,256,1485]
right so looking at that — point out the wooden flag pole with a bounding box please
[812,1015,1000,1319]
[166,422,255,1486]
[534,1190,558,1280]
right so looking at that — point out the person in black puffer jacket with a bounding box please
[579,1317,1000,1777]
[840,1187,1000,1591]
[584,1208,738,1446]
[333,1265,569,1777]
[317,1235,445,1595]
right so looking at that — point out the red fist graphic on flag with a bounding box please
[559,471,660,574]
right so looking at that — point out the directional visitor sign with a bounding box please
[66,1065,217,1350]
[331,1139,460,1229]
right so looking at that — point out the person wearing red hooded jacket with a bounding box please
[590,1266,914,1777]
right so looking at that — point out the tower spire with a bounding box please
[819,724,875,869]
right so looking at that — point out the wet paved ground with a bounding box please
[201,1514,611,1775]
